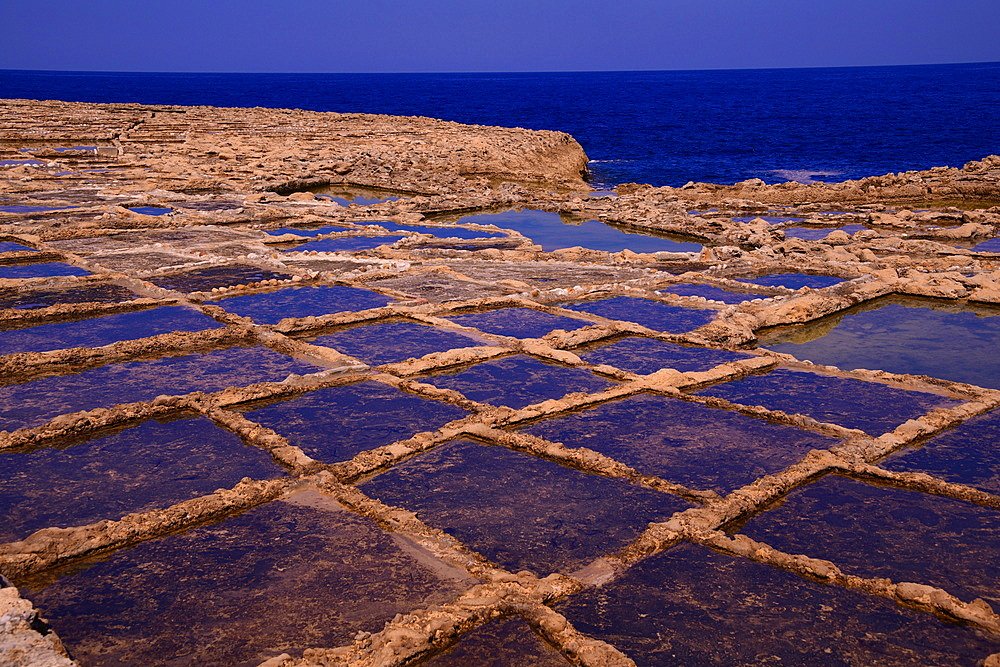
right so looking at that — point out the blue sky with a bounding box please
[2,0,998,73]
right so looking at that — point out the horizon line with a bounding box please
[2,59,999,77]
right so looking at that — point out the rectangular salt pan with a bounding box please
[240,381,469,464]
[20,492,467,666]
[0,345,320,431]
[210,285,393,324]
[695,368,959,436]
[420,354,614,409]
[739,475,1000,607]
[361,439,689,574]
[522,393,837,494]
[0,305,222,356]
[557,542,998,666]
[0,415,284,543]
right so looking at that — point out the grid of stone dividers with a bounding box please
[1,240,999,664]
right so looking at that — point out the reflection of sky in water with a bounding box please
[0,241,37,252]
[972,237,1000,252]
[446,307,589,339]
[308,321,491,365]
[782,224,866,240]
[448,210,703,253]
[279,235,404,252]
[732,216,805,224]
[763,299,1000,389]
[23,495,460,666]
[211,285,393,324]
[0,283,137,310]
[736,273,844,289]
[422,354,613,408]
[0,345,319,431]
[128,207,172,216]
[658,283,770,304]
[577,336,750,374]
[242,381,468,463]
[0,262,90,279]
[0,205,77,213]
[317,194,400,206]
[0,305,221,355]
[355,220,506,239]
[565,296,715,333]
[265,225,348,237]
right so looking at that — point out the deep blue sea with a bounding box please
[2,63,999,188]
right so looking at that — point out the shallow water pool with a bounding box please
[760,297,1000,389]
[442,209,704,253]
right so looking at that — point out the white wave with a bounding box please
[769,169,845,184]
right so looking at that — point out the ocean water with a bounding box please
[2,63,999,188]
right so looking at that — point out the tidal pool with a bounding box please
[658,283,772,304]
[759,296,1000,390]
[210,285,393,324]
[0,283,137,310]
[445,307,590,339]
[20,491,467,666]
[564,296,715,333]
[311,183,408,205]
[0,415,284,543]
[441,210,704,253]
[732,216,805,224]
[881,407,1000,493]
[557,542,998,666]
[305,320,492,365]
[575,337,751,375]
[972,237,1000,252]
[695,367,958,436]
[0,345,320,432]
[0,305,222,355]
[522,393,836,494]
[782,224,867,240]
[149,265,293,292]
[738,475,1000,607]
[420,354,614,409]
[361,439,689,574]
[735,273,845,289]
[240,381,469,464]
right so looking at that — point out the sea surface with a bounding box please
[2,63,999,188]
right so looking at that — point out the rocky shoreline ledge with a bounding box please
[2,99,999,666]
